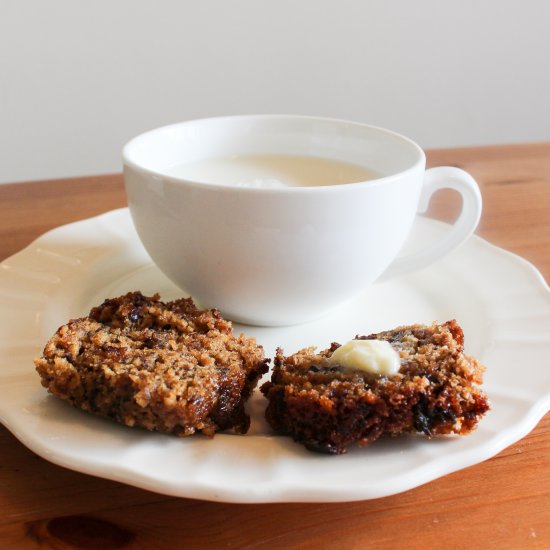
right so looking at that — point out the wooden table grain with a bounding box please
[1,143,549,549]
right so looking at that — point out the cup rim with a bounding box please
[122,114,426,193]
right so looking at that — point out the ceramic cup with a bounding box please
[123,115,482,326]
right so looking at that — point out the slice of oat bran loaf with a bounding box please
[261,320,489,454]
[35,292,269,437]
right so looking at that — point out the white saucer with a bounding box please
[0,208,549,503]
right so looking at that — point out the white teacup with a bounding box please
[123,115,481,326]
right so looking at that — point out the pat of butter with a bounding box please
[328,339,400,376]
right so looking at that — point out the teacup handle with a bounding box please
[381,166,482,280]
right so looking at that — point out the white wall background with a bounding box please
[1,0,549,184]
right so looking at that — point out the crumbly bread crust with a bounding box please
[35,292,269,437]
[261,320,490,454]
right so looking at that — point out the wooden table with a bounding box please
[1,143,549,549]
